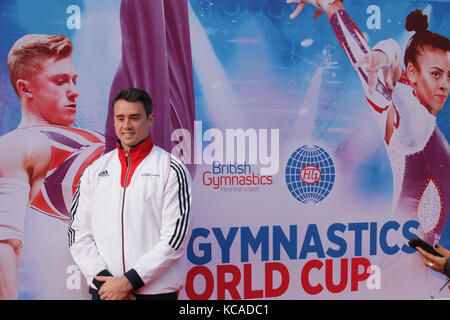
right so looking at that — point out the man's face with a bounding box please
[27,56,79,125]
[113,99,154,151]
[408,46,450,115]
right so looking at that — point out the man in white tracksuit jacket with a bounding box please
[68,88,192,300]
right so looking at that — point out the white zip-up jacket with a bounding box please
[68,136,192,295]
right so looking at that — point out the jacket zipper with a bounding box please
[121,151,131,274]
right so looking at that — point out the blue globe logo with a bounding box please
[285,145,335,204]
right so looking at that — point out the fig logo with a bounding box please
[285,145,335,204]
[300,165,321,184]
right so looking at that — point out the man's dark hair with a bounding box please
[112,88,153,116]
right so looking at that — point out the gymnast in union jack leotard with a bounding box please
[0,34,104,299]
[288,0,450,245]
[24,125,104,220]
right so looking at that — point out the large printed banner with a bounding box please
[0,0,449,300]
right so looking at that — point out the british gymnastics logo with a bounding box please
[285,145,335,204]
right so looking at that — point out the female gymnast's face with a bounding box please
[409,46,450,116]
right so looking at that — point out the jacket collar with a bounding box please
[116,135,154,164]
[116,136,154,188]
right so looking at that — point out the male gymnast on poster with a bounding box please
[0,34,104,299]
